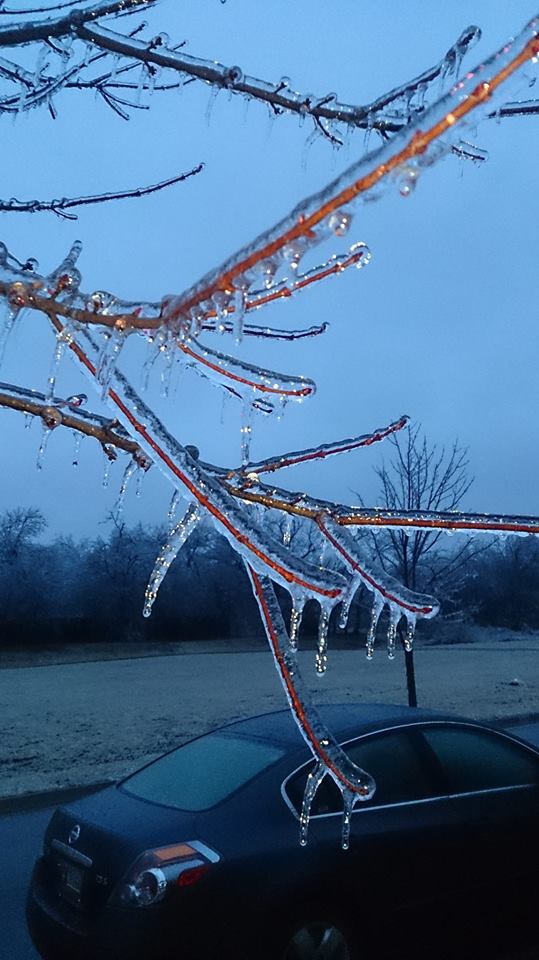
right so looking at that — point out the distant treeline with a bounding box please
[0,507,538,647]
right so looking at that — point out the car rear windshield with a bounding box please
[120,732,286,811]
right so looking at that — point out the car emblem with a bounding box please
[68,824,81,845]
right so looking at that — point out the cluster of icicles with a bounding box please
[0,11,538,848]
[0,4,483,147]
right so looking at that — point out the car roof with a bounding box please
[215,702,475,752]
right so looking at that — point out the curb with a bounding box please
[0,779,114,816]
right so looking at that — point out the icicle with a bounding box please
[0,303,21,369]
[46,325,72,401]
[96,327,127,399]
[160,338,175,399]
[366,596,384,660]
[282,513,294,546]
[135,467,144,498]
[340,789,356,851]
[240,401,253,465]
[315,605,331,675]
[404,615,416,652]
[102,454,112,488]
[387,605,401,660]
[24,413,33,430]
[71,430,81,467]
[338,595,352,631]
[206,86,219,124]
[233,285,247,343]
[318,539,328,566]
[289,595,305,650]
[143,502,200,617]
[36,424,52,470]
[211,291,231,335]
[168,489,181,531]
[115,458,137,514]
[299,761,327,846]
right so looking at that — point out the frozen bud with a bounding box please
[224,65,243,85]
[149,32,169,47]
[328,210,353,236]
[8,282,27,307]
[42,406,62,429]
[185,444,200,461]
[56,268,81,294]
[23,258,39,272]
[299,93,314,113]
[87,290,115,313]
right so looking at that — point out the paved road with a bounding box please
[3,722,538,960]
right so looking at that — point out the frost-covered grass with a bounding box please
[1,628,537,799]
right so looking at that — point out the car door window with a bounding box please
[285,729,434,816]
[420,726,539,795]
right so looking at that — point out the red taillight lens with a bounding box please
[177,864,212,888]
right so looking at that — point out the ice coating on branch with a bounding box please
[61,323,347,605]
[246,567,375,848]
[143,502,201,617]
[233,415,409,480]
[173,15,539,318]
[316,516,439,660]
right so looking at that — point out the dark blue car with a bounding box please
[27,704,539,960]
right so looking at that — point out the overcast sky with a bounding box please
[1,0,537,540]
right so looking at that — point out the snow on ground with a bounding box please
[0,633,537,799]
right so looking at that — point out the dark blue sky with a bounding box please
[1,1,537,539]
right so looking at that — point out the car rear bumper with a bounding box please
[26,858,220,960]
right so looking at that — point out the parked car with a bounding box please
[27,703,539,960]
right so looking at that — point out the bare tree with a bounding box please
[0,506,47,560]
[359,425,479,597]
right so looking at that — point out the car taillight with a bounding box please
[110,841,220,908]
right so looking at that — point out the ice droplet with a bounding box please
[328,210,353,236]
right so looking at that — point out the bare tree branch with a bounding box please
[0,164,203,218]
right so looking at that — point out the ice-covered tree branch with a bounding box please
[0,165,203,218]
